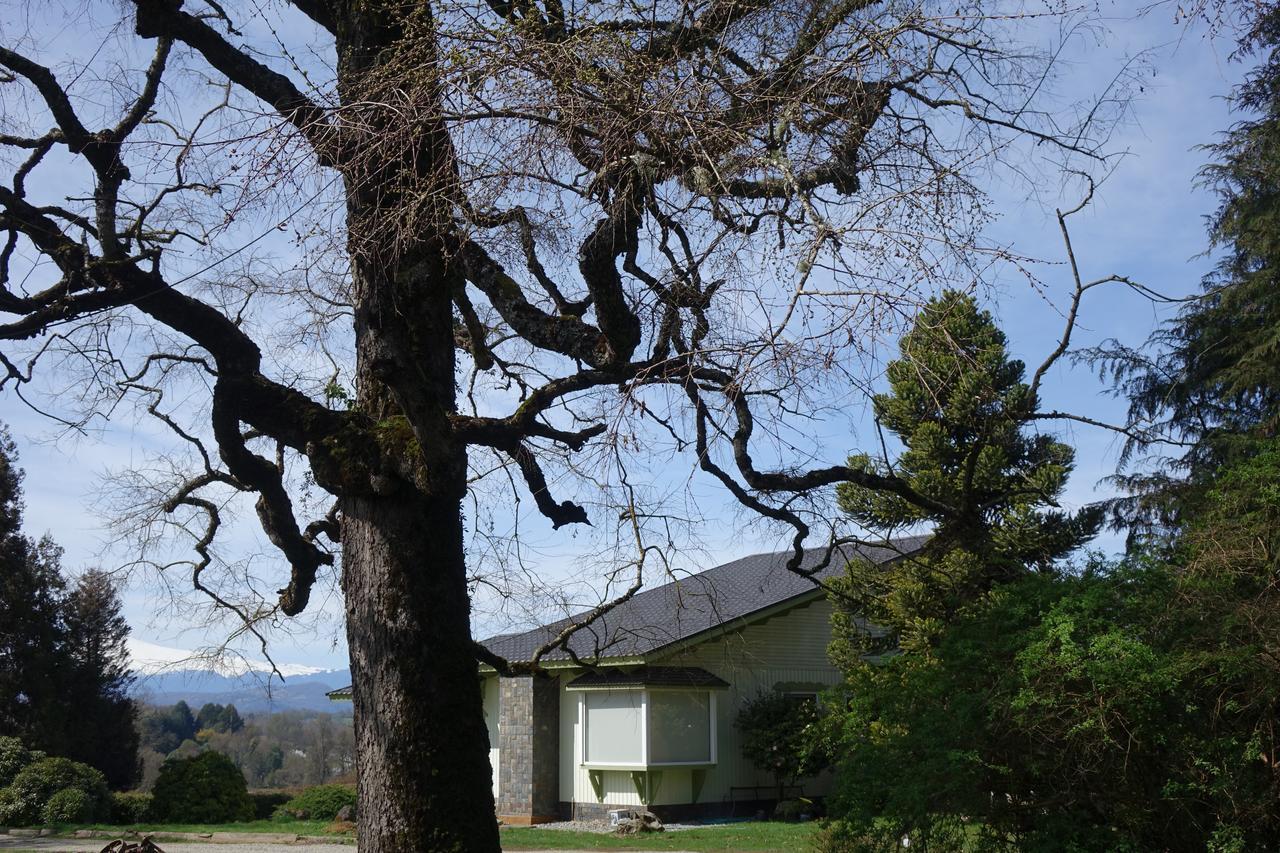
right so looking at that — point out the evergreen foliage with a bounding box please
[0,756,110,826]
[149,751,253,823]
[109,791,153,825]
[833,290,1099,653]
[274,784,357,821]
[734,691,829,800]
[1095,6,1280,539]
[140,701,197,756]
[0,428,139,789]
[823,280,1280,848]
[195,703,245,735]
[0,736,41,790]
[822,292,1104,849]
[41,788,93,825]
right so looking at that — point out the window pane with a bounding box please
[585,691,643,763]
[647,691,711,763]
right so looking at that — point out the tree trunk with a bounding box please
[342,489,500,852]
[331,2,501,847]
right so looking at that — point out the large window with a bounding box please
[584,691,644,764]
[578,689,717,767]
[648,691,711,763]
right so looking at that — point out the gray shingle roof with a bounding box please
[480,535,928,664]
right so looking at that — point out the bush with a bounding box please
[0,757,109,826]
[110,792,153,824]
[149,751,253,823]
[248,790,292,820]
[42,788,93,824]
[0,737,43,790]
[735,690,830,800]
[274,784,356,822]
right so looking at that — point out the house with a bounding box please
[328,535,924,824]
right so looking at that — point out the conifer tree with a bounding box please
[1102,7,1280,537]
[0,428,70,754]
[0,428,138,788]
[834,290,1100,652]
[61,570,139,789]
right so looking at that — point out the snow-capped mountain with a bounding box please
[127,638,331,678]
[126,639,351,713]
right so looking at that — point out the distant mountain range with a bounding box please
[125,638,351,713]
[131,667,353,714]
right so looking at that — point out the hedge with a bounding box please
[274,784,356,821]
[110,792,153,824]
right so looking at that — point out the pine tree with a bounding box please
[0,427,70,755]
[61,570,139,789]
[0,427,138,788]
[834,291,1100,652]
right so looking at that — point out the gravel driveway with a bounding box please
[0,838,662,853]
[0,841,354,853]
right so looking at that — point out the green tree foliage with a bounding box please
[59,570,140,789]
[822,294,1112,849]
[1097,8,1280,538]
[195,703,244,736]
[136,703,350,791]
[41,788,93,825]
[109,791,153,824]
[140,701,197,756]
[149,751,253,824]
[0,428,139,789]
[0,736,42,789]
[823,296,1280,847]
[0,428,71,756]
[833,290,1099,653]
[0,756,110,826]
[734,691,830,800]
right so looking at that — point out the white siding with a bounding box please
[562,594,842,808]
[482,674,500,798]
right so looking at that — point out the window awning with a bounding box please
[565,665,729,691]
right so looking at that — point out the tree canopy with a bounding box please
[0,428,139,789]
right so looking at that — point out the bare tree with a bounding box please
[0,0,1131,848]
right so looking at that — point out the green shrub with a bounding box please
[274,784,356,821]
[149,751,253,823]
[0,737,42,790]
[735,690,830,800]
[0,757,109,826]
[42,788,93,824]
[248,790,292,820]
[110,792,153,824]
[0,787,23,826]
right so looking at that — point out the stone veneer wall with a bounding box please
[496,674,560,823]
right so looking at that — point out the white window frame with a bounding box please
[575,687,718,770]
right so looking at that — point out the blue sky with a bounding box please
[1,7,1254,673]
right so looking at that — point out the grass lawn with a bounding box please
[58,819,351,838]
[500,820,819,851]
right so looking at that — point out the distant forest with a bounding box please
[137,701,355,791]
